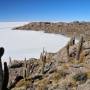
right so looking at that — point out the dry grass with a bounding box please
[79,52,86,63]
[86,71,90,79]
[16,76,32,88]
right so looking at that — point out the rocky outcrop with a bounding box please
[7,36,90,90]
[13,21,90,40]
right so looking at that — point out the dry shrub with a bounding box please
[79,52,86,63]
[86,71,90,79]
[35,78,48,90]
[16,77,32,88]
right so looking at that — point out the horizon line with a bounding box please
[0,20,90,23]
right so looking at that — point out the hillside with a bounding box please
[13,21,90,40]
[4,36,90,90]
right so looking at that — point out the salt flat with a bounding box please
[0,22,70,63]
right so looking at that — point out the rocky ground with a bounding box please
[8,36,90,90]
[13,21,90,40]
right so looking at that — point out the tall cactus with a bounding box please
[0,47,4,90]
[26,64,30,77]
[76,36,84,60]
[41,52,46,74]
[23,58,31,80]
[9,57,12,67]
[66,36,75,61]
[0,47,9,90]
[69,36,75,46]
[24,69,27,80]
[2,62,9,90]
[23,58,27,80]
[66,43,70,60]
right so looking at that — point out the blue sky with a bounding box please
[0,0,90,22]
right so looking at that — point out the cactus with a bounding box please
[0,47,4,90]
[66,43,70,60]
[76,36,84,60]
[66,36,75,61]
[9,57,12,67]
[23,58,27,80]
[0,47,9,90]
[2,62,9,90]
[69,36,75,46]
[43,48,45,55]
[24,69,27,80]
[27,64,30,77]
[23,59,33,79]
[24,58,27,68]
[41,52,46,74]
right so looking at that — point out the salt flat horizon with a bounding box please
[0,22,29,29]
[0,22,70,64]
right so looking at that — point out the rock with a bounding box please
[13,22,90,40]
[73,73,87,84]
[9,63,23,68]
[77,79,90,90]
[71,64,83,68]
[8,40,90,90]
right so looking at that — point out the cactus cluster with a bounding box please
[23,58,31,80]
[66,36,75,61]
[0,47,9,90]
[66,36,84,61]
